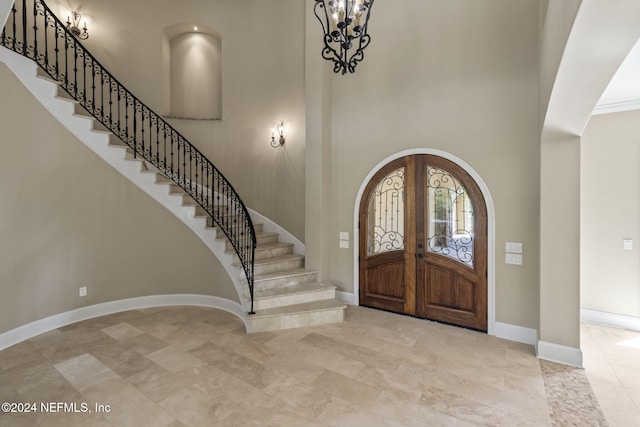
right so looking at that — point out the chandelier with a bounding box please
[313,0,375,74]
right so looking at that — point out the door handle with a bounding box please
[417,253,424,258]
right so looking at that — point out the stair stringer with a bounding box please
[0,46,251,327]
[248,209,304,255]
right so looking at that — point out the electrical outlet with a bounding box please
[79,286,87,297]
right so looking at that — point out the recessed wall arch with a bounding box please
[353,148,496,335]
[162,23,222,120]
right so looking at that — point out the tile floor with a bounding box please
[582,322,640,426]
[0,305,637,426]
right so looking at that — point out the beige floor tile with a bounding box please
[99,382,176,427]
[582,322,640,427]
[136,320,180,338]
[158,385,220,427]
[587,377,638,427]
[100,350,159,379]
[151,329,206,352]
[180,364,253,395]
[120,332,170,356]
[203,348,277,391]
[311,370,382,409]
[0,370,20,402]
[59,325,110,346]
[146,345,205,374]
[127,365,189,403]
[210,332,278,364]
[101,322,146,342]
[35,411,113,427]
[172,319,241,340]
[26,330,65,350]
[0,342,44,372]
[354,365,423,403]
[369,390,465,427]
[10,363,82,403]
[263,374,334,418]
[419,386,540,426]
[54,353,121,393]
[264,335,366,379]
[317,395,401,427]
[81,335,130,361]
[262,350,325,385]
[0,412,40,427]
[612,364,640,392]
[187,341,231,365]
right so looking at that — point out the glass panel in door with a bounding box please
[426,165,474,267]
[367,167,405,255]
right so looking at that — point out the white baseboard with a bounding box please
[581,308,640,332]
[537,340,583,368]
[336,291,355,305]
[0,294,246,352]
[494,321,538,345]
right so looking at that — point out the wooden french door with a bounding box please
[359,155,487,331]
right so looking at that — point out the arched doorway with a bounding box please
[358,154,488,331]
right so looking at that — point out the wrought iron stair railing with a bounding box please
[1,0,257,314]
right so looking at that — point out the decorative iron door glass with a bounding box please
[426,166,474,267]
[367,167,405,255]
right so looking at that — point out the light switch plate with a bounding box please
[624,239,633,250]
[506,254,523,265]
[339,240,349,249]
[339,232,350,241]
[506,242,523,253]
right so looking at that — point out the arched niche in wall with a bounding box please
[163,23,222,120]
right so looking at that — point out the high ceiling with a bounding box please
[594,37,640,115]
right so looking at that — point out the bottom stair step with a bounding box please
[247,299,346,333]
[252,282,337,310]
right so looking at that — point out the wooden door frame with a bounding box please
[353,148,496,335]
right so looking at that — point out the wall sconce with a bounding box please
[270,122,285,148]
[67,11,89,40]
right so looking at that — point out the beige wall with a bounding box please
[539,133,581,348]
[582,111,640,318]
[306,0,541,329]
[46,0,307,241]
[0,64,236,334]
[2,0,558,335]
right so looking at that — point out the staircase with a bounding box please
[0,0,345,333]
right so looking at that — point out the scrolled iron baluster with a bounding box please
[52,14,60,79]
[21,0,26,55]
[170,131,177,179]
[181,137,186,187]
